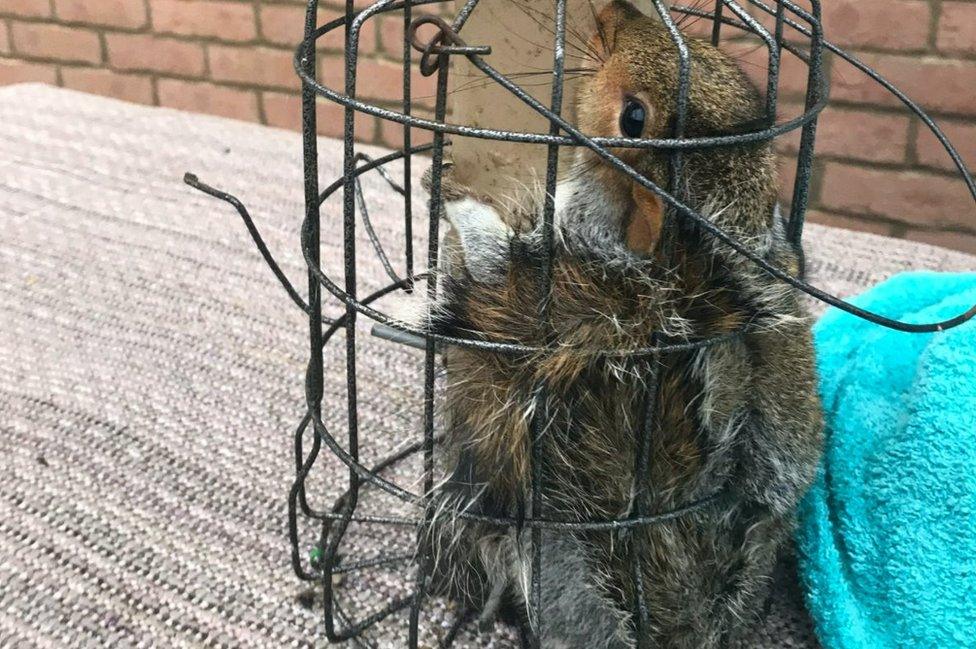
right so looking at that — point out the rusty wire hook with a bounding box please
[407,14,491,76]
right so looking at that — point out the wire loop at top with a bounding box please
[407,14,491,75]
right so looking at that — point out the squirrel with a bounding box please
[412,2,824,647]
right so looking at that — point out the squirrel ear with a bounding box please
[625,182,664,254]
[443,197,513,284]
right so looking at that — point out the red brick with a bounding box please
[320,55,393,97]
[319,55,436,107]
[54,0,148,29]
[61,67,154,104]
[259,90,313,132]
[260,90,303,131]
[261,90,377,140]
[937,2,976,56]
[10,22,101,64]
[831,54,976,117]
[378,116,436,150]
[727,39,811,99]
[260,4,376,52]
[915,118,976,173]
[776,149,821,207]
[378,14,408,56]
[777,104,910,164]
[0,56,58,85]
[158,78,260,122]
[806,209,896,237]
[820,162,975,231]
[258,3,304,46]
[407,68,437,109]
[820,0,930,51]
[902,228,976,255]
[150,0,256,42]
[743,0,928,53]
[735,2,813,47]
[106,33,205,76]
[209,44,296,90]
[0,0,51,18]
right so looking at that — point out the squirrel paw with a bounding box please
[421,160,473,202]
[421,162,513,284]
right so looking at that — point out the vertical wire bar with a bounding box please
[786,0,823,251]
[774,0,785,49]
[721,0,779,122]
[407,52,450,648]
[321,0,361,638]
[629,353,660,649]
[651,0,689,252]
[772,0,787,135]
[636,3,689,641]
[541,0,568,271]
[300,0,327,627]
[290,414,318,578]
[525,0,568,645]
[402,0,414,283]
[300,6,322,524]
[711,0,724,46]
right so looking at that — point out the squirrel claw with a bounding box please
[421,160,466,198]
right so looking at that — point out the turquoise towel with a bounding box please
[798,271,976,649]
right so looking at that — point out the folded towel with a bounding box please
[798,271,976,649]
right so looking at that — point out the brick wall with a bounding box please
[1,0,974,254]
[0,0,439,145]
[769,1,976,254]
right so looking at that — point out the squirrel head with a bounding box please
[571,0,778,253]
[577,0,768,150]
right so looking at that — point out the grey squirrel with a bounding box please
[415,2,824,646]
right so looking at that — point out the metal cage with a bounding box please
[185,0,976,646]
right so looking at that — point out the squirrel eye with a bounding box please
[619,98,646,138]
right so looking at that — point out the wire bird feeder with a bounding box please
[185,0,976,646]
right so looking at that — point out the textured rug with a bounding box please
[2,84,974,648]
